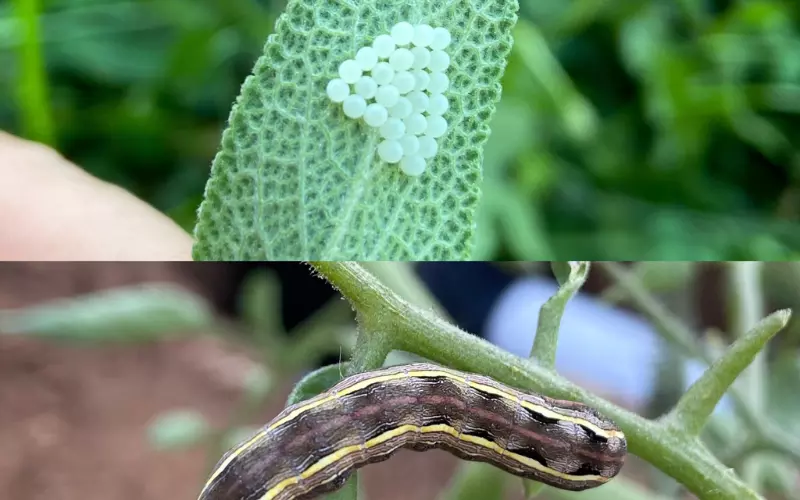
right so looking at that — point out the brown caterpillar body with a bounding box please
[198,363,627,500]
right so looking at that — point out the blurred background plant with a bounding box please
[0,261,798,499]
[3,0,799,259]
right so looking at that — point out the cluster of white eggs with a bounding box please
[326,22,452,176]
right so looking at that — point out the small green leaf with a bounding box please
[530,262,590,368]
[193,0,520,260]
[522,480,545,498]
[243,366,274,400]
[239,268,284,336]
[438,462,509,500]
[669,309,791,436]
[493,181,553,260]
[148,410,210,450]
[323,474,359,500]
[0,284,214,342]
[286,363,348,406]
[512,20,597,143]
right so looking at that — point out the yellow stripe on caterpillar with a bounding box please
[199,363,628,500]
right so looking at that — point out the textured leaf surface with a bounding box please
[193,0,518,260]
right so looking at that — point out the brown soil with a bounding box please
[0,263,463,500]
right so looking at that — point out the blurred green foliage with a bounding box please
[2,0,799,259]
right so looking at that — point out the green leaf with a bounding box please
[239,268,284,336]
[243,366,274,400]
[286,363,348,406]
[438,462,509,500]
[669,309,791,436]
[512,19,597,143]
[323,475,359,500]
[0,284,214,343]
[493,181,553,259]
[148,410,210,450]
[192,0,519,260]
[522,480,545,499]
[530,261,589,368]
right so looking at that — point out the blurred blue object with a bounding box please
[484,276,732,414]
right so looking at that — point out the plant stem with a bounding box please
[599,261,800,464]
[11,0,54,145]
[529,261,589,368]
[669,310,790,435]
[311,262,770,500]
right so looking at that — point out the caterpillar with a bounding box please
[198,363,627,500]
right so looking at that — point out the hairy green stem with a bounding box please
[347,324,392,375]
[599,262,800,464]
[530,261,589,368]
[312,262,773,500]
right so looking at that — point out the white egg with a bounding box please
[371,62,395,85]
[338,59,362,84]
[378,139,404,164]
[400,134,420,155]
[418,135,438,158]
[363,103,389,128]
[427,72,449,94]
[428,50,450,72]
[426,115,448,138]
[375,84,400,108]
[410,47,431,70]
[404,113,427,135]
[389,48,414,72]
[392,71,416,94]
[400,154,426,176]
[354,76,378,99]
[406,91,430,114]
[430,27,452,51]
[412,24,434,47]
[326,78,350,103]
[355,47,379,71]
[342,94,368,119]
[427,93,449,115]
[412,70,430,92]
[391,22,415,46]
[389,97,413,119]
[380,118,406,140]
[373,34,396,59]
